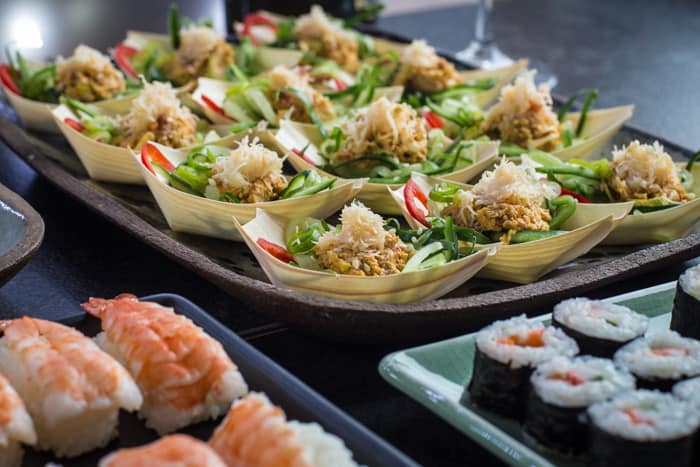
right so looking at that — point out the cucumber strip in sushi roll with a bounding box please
[523,356,635,454]
[588,390,700,467]
[672,264,700,340]
[209,392,359,467]
[614,330,700,391]
[0,375,36,467]
[552,298,649,358]
[82,294,248,435]
[0,317,142,458]
[100,434,227,467]
[465,315,579,418]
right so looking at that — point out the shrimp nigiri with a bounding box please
[0,374,36,467]
[0,317,142,458]
[82,294,248,435]
[99,434,227,467]
[209,393,358,467]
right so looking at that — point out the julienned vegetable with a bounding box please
[270,202,479,275]
[406,159,577,244]
[316,97,480,184]
[142,139,335,203]
[533,140,696,212]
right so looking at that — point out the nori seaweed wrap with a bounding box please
[672,265,700,339]
[464,315,578,418]
[588,390,700,467]
[523,356,635,454]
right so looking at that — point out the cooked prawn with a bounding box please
[99,434,227,467]
[82,294,247,435]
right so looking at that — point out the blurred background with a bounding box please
[1,0,699,148]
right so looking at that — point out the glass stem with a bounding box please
[475,0,494,47]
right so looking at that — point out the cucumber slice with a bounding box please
[284,217,323,245]
[245,88,277,124]
[222,94,256,122]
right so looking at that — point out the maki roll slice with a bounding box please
[523,356,635,454]
[552,298,649,358]
[673,377,700,464]
[209,392,358,466]
[614,330,700,391]
[672,264,700,339]
[466,315,578,418]
[588,390,700,467]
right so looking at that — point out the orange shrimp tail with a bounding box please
[81,293,138,317]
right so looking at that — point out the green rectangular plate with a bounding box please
[378,282,677,467]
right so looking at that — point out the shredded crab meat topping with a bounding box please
[209,136,286,202]
[268,66,336,122]
[292,5,359,72]
[607,140,692,202]
[55,44,126,101]
[178,26,220,61]
[400,39,440,68]
[483,70,561,151]
[335,97,427,163]
[313,202,413,276]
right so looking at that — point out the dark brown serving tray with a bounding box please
[2,32,699,343]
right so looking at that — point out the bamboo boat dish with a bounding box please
[466,70,634,162]
[233,203,494,303]
[134,139,364,240]
[271,111,500,214]
[0,45,140,133]
[52,81,243,184]
[532,140,700,244]
[111,5,300,88]
[389,167,630,283]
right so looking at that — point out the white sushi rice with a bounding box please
[588,390,700,441]
[614,330,700,380]
[289,421,358,467]
[476,315,579,369]
[95,332,248,435]
[553,298,649,342]
[531,356,635,408]
[672,376,700,409]
[679,264,700,300]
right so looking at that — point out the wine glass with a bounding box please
[457,0,558,88]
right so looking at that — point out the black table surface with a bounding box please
[1,1,699,466]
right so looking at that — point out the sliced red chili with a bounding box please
[242,13,279,46]
[257,238,294,263]
[560,187,591,203]
[113,43,138,79]
[141,143,175,175]
[333,78,347,91]
[201,94,232,120]
[64,118,85,132]
[292,148,316,167]
[0,64,21,95]
[404,179,429,227]
[423,110,444,129]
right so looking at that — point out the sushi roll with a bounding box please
[99,434,227,467]
[0,374,36,467]
[614,330,700,391]
[523,356,635,454]
[209,392,358,467]
[552,298,649,358]
[673,376,700,408]
[588,390,700,467]
[82,294,248,435]
[0,317,142,458]
[466,315,579,418]
[671,264,700,339]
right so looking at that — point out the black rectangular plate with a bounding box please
[21,293,418,466]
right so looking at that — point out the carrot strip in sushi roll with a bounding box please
[99,434,228,467]
[82,294,248,435]
[209,392,358,467]
[0,317,142,458]
[0,374,36,467]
